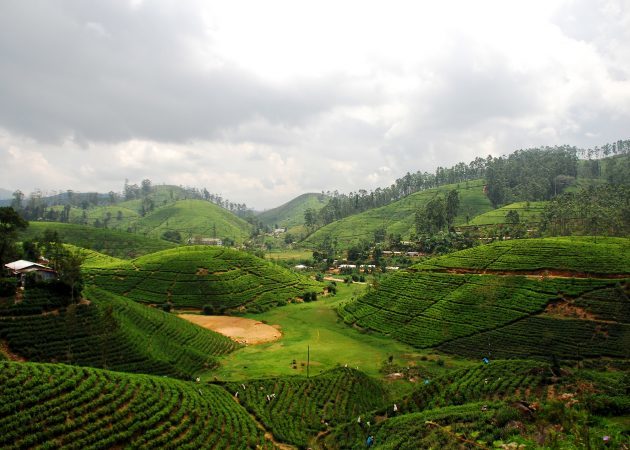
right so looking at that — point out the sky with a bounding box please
[0,0,629,209]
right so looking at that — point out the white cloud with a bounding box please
[0,0,628,208]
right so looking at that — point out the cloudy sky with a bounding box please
[0,0,628,209]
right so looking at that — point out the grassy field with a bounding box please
[210,282,472,382]
[303,180,493,250]
[265,248,313,261]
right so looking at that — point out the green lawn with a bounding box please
[209,282,470,382]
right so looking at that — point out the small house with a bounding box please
[4,260,57,285]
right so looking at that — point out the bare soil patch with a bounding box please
[179,314,282,345]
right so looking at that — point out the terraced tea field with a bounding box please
[226,367,389,447]
[414,236,630,274]
[86,245,322,311]
[0,361,272,449]
[0,286,237,378]
[341,238,630,359]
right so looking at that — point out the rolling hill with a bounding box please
[131,199,252,244]
[0,285,238,378]
[86,245,322,312]
[257,192,329,229]
[340,237,630,360]
[18,222,176,259]
[0,361,272,449]
[303,180,493,250]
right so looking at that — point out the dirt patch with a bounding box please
[195,268,209,276]
[178,315,282,345]
[544,299,598,320]
[0,340,26,362]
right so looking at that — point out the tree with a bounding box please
[505,210,520,225]
[11,190,24,210]
[445,190,460,227]
[0,207,29,267]
[57,248,85,304]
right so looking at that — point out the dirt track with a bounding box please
[179,315,282,345]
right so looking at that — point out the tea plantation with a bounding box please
[86,245,322,311]
[0,361,272,449]
[341,238,630,359]
[225,367,389,447]
[0,285,237,378]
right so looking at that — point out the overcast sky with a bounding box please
[0,0,628,209]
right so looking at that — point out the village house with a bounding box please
[4,260,57,285]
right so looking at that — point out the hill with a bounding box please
[225,367,389,448]
[0,361,273,449]
[132,199,252,244]
[86,246,322,312]
[466,201,547,227]
[18,222,176,259]
[339,237,630,360]
[0,285,238,378]
[257,192,329,229]
[303,180,493,250]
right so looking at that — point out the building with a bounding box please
[4,260,57,284]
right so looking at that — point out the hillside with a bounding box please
[466,201,547,227]
[0,361,272,449]
[132,199,252,244]
[322,359,629,448]
[86,246,322,312]
[18,222,176,259]
[303,180,493,250]
[257,192,329,229]
[0,285,238,378]
[340,237,630,360]
[226,367,389,448]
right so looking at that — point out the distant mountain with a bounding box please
[257,193,329,229]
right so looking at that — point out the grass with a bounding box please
[265,248,313,261]
[209,282,471,382]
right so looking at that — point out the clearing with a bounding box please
[179,314,282,345]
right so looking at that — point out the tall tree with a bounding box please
[0,207,29,267]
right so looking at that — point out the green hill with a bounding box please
[340,237,630,360]
[226,367,389,448]
[132,199,252,244]
[86,246,322,312]
[0,285,238,378]
[466,201,547,226]
[19,222,176,259]
[303,180,493,250]
[0,361,272,449]
[257,192,329,229]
